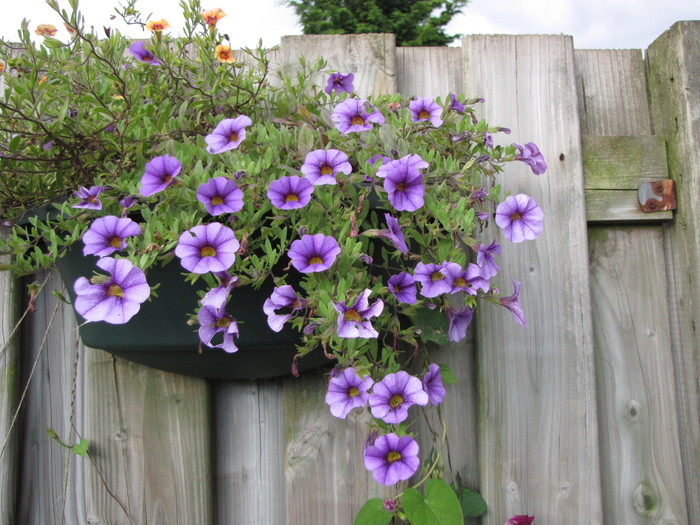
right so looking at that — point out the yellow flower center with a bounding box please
[344,309,361,322]
[511,212,522,221]
[320,165,333,176]
[200,246,217,258]
[386,451,402,463]
[418,110,430,120]
[430,271,444,282]
[109,236,123,248]
[107,284,124,298]
[211,196,224,206]
[454,277,467,288]
[348,386,360,398]
[215,317,231,328]
[229,132,239,143]
[285,194,299,203]
[389,394,403,408]
[309,256,324,265]
[350,116,365,127]
[395,182,406,192]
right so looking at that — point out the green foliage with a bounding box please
[403,479,464,524]
[285,0,468,46]
[354,498,394,525]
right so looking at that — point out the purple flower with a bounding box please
[409,97,443,127]
[267,176,314,209]
[300,149,352,185]
[375,214,408,253]
[498,279,526,327]
[422,363,445,405]
[288,234,341,273]
[514,142,547,175]
[446,305,473,342]
[205,115,252,154]
[363,433,420,486]
[198,304,239,353]
[333,289,384,338]
[484,132,494,148]
[74,257,150,324]
[324,72,355,94]
[413,262,451,298]
[82,216,141,258]
[505,516,535,525]
[369,371,429,424]
[495,194,544,243]
[72,186,104,210]
[263,285,309,332]
[140,154,182,197]
[42,140,54,151]
[331,99,385,134]
[325,368,374,418]
[129,41,160,65]
[476,239,501,278]
[378,154,428,212]
[383,499,397,512]
[174,223,240,274]
[196,177,244,216]
[388,272,417,304]
[201,272,239,310]
[447,93,465,114]
[119,195,138,210]
[442,262,490,295]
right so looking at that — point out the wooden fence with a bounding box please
[1,22,700,524]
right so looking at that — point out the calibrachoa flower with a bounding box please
[409,97,443,127]
[476,239,501,278]
[129,41,160,65]
[325,367,374,418]
[263,285,309,332]
[174,223,239,274]
[214,44,236,63]
[300,149,352,185]
[35,24,57,37]
[201,7,226,26]
[442,262,490,295]
[72,185,104,210]
[140,154,182,196]
[446,305,473,342]
[377,214,408,253]
[74,257,150,324]
[498,279,526,327]
[324,72,355,94]
[378,154,428,212]
[331,98,385,134]
[388,272,417,304]
[505,516,535,525]
[198,304,239,353]
[82,216,141,258]
[201,272,239,310]
[205,115,252,154]
[422,363,446,405]
[333,289,384,338]
[363,433,420,485]
[414,262,451,298]
[287,234,341,273]
[369,371,429,424]
[514,142,547,175]
[197,176,244,215]
[145,19,170,32]
[267,176,314,209]
[495,194,544,243]
[447,93,465,114]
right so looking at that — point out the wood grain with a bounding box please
[396,46,463,98]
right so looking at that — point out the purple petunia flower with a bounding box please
[447,93,465,114]
[300,149,352,185]
[140,154,182,197]
[506,516,535,525]
[119,195,138,210]
[72,186,104,210]
[129,41,160,65]
[413,261,451,298]
[369,371,429,424]
[363,433,420,486]
[378,154,428,212]
[287,233,341,273]
[267,176,314,209]
[325,367,374,418]
[388,272,417,304]
[74,257,150,324]
[324,72,355,94]
[514,142,547,175]
[82,215,141,258]
[367,154,392,167]
[174,223,240,274]
[446,305,473,342]
[201,271,239,310]
[442,262,490,295]
[498,279,526,327]
[484,132,494,148]
[333,289,384,338]
[376,214,408,253]
[495,194,544,243]
[409,97,443,127]
[197,176,244,216]
[476,239,501,278]
[331,98,385,134]
[198,304,239,353]
[263,285,309,332]
[205,115,252,154]
[422,363,446,405]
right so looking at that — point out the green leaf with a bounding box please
[457,486,487,517]
[71,438,89,457]
[403,479,463,525]
[439,364,458,384]
[413,306,449,345]
[353,498,393,525]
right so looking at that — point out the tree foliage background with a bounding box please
[284,0,469,46]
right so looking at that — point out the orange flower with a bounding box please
[64,23,76,35]
[39,75,48,84]
[215,44,236,64]
[146,19,171,32]
[35,24,58,37]
[0,62,4,74]
[202,8,226,27]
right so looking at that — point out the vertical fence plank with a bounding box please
[646,20,700,524]
[463,35,602,524]
[396,47,463,98]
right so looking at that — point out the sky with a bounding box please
[0,0,698,51]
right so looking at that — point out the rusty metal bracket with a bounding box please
[638,180,677,213]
